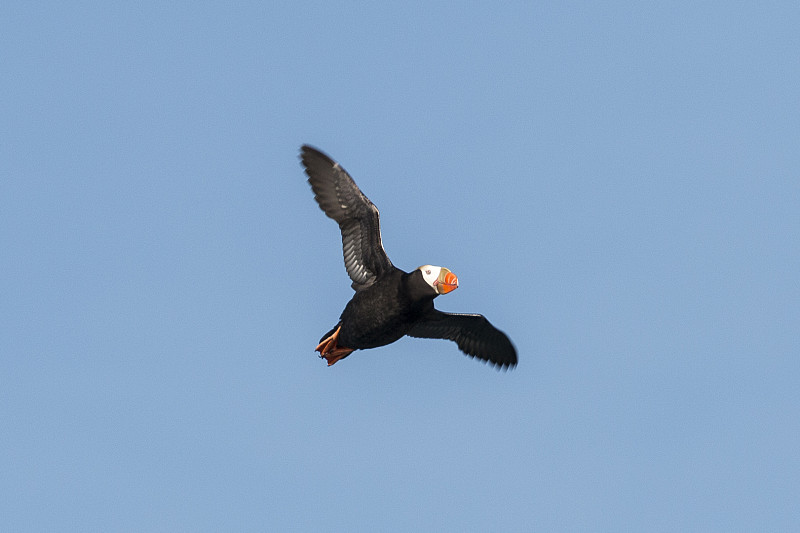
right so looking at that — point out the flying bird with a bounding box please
[300,145,517,369]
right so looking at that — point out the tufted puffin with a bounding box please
[300,145,517,369]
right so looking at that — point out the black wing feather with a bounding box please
[408,309,517,369]
[300,145,393,290]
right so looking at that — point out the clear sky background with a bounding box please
[2,2,798,531]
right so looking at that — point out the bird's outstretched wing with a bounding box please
[408,309,517,369]
[300,145,394,290]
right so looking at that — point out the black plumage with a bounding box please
[300,145,517,369]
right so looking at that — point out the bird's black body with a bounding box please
[300,145,517,369]
[327,268,436,350]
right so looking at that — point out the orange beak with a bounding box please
[436,268,459,295]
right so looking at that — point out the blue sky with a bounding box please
[2,2,799,531]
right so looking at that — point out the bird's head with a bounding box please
[418,265,459,295]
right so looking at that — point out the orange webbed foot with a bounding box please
[315,326,354,366]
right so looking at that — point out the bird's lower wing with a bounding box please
[407,310,517,369]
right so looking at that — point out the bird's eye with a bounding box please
[425,269,431,275]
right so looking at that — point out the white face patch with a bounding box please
[419,265,442,291]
